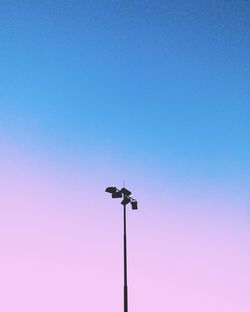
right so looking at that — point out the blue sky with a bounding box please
[0,0,249,192]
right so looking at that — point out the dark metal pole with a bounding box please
[123,203,128,312]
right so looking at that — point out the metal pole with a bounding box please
[123,203,128,312]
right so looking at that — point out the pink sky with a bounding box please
[0,144,249,312]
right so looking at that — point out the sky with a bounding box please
[0,1,249,311]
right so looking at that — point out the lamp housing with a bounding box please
[121,196,131,206]
[131,201,138,210]
[105,187,117,194]
[112,191,123,198]
[121,188,131,196]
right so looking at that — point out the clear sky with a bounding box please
[0,1,249,311]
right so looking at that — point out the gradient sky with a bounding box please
[0,1,249,311]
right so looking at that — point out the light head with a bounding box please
[112,191,123,198]
[120,187,131,196]
[105,187,117,194]
[131,201,138,210]
[121,196,131,206]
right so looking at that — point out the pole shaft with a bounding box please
[123,204,128,312]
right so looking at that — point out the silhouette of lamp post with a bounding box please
[105,186,138,312]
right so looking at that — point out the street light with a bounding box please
[105,186,138,312]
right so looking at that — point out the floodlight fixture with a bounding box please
[105,187,117,194]
[131,201,138,210]
[121,196,131,206]
[120,187,131,196]
[112,191,123,198]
